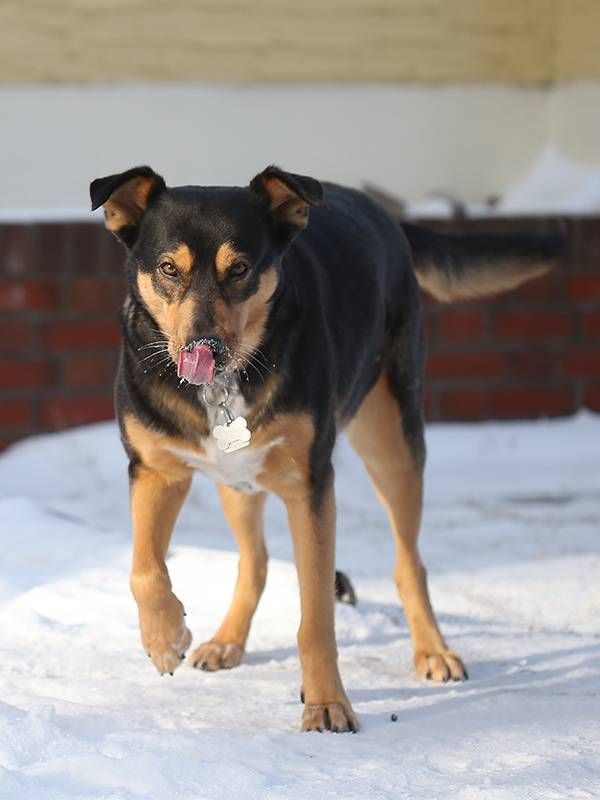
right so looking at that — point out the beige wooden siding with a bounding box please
[0,0,598,84]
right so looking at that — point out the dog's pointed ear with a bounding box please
[89,166,166,247]
[250,166,324,242]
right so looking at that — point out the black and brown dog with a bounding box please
[90,165,561,732]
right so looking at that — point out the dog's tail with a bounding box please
[403,222,564,302]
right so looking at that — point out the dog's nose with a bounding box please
[196,336,227,364]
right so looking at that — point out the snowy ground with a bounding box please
[0,413,599,799]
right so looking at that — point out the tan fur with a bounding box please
[416,260,550,302]
[103,175,157,233]
[243,413,357,730]
[146,382,210,439]
[347,373,466,682]
[189,487,268,670]
[125,431,193,675]
[286,475,358,731]
[212,268,278,369]
[167,243,195,277]
[262,176,310,229]
[253,413,314,500]
[137,263,278,374]
[137,272,198,359]
[124,413,204,478]
[214,241,243,278]
[240,268,279,355]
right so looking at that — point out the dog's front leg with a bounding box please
[285,475,359,733]
[189,485,268,671]
[129,463,193,675]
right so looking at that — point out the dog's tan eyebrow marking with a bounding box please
[215,242,245,278]
[161,244,195,276]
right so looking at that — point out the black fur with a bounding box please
[91,166,560,507]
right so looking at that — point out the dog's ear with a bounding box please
[89,166,166,247]
[250,166,324,243]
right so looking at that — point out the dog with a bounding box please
[90,165,561,732]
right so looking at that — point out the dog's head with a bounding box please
[90,165,323,384]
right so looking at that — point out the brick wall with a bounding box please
[0,217,599,449]
[421,217,600,421]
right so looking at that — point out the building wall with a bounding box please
[1,0,599,84]
[0,84,551,213]
[1,216,599,449]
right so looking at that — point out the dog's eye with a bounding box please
[159,262,179,278]
[229,261,250,280]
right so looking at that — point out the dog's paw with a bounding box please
[301,702,359,733]
[139,595,192,675]
[414,650,468,682]
[190,641,244,671]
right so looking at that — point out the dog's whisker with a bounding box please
[138,348,170,365]
[137,341,169,351]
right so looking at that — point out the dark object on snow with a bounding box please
[335,570,357,606]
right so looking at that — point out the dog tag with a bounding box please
[213,415,251,453]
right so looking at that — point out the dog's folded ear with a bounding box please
[250,166,324,243]
[90,166,166,247]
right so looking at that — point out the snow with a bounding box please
[497,146,600,215]
[407,147,600,218]
[0,413,599,799]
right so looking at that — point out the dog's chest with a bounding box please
[167,385,277,492]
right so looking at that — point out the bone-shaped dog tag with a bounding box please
[213,416,251,453]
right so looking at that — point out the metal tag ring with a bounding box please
[202,383,230,408]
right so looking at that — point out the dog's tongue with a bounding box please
[177,344,215,385]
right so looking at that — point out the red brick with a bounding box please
[582,312,600,338]
[0,358,55,389]
[492,312,572,338]
[0,280,59,311]
[571,218,600,270]
[508,272,563,302]
[422,309,437,343]
[0,398,34,428]
[70,223,124,275]
[426,352,507,379]
[0,320,35,353]
[583,384,600,411]
[439,310,485,341]
[41,320,121,351]
[0,225,34,276]
[489,387,575,418]
[562,349,600,377]
[32,224,70,274]
[64,354,117,388]
[567,275,600,302]
[39,395,114,429]
[68,278,125,312]
[439,389,487,420]
[510,351,557,379]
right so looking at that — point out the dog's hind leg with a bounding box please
[347,371,467,682]
[189,486,268,671]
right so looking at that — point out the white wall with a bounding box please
[0,82,598,217]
